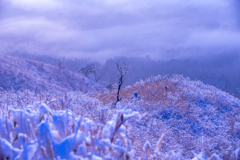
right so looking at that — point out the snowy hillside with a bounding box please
[0,54,103,93]
[97,75,240,159]
[0,56,240,159]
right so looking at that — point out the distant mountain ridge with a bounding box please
[0,54,103,93]
[7,52,240,98]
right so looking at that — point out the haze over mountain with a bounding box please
[1,0,240,62]
[7,52,240,99]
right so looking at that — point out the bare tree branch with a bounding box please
[113,60,129,106]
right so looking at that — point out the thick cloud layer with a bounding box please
[0,0,239,61]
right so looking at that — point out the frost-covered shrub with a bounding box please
[0,103,149,160]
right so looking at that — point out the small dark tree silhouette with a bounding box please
[113,60,129,106]
[78,63,95,78]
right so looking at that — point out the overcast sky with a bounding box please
[0,0,240,62]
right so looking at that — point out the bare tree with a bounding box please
[58,60,62,70]
[113,60,129,106]
[79,62,105,82]
[93,62,105,82]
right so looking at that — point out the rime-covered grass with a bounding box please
[0,75,240,159]
[97,75,240,159]
[0,103,143,159]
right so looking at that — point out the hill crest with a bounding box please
[0,54,102,93]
